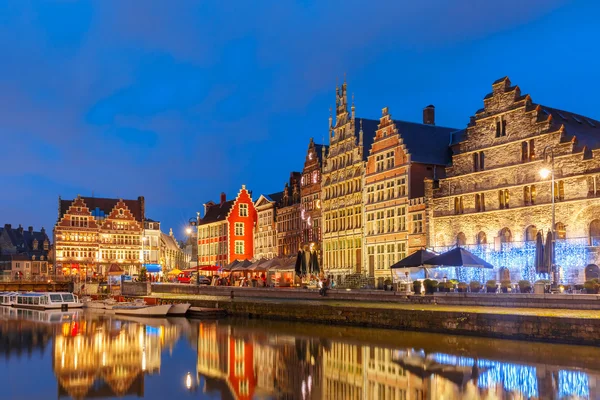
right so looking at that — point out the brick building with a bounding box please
[321,82,378,278]
[53,195,145,278]
[300,138,328,257]
[276,173,302,257]
[254,192,282,260]
[428,77,600,283]
[198,186,257,266]
[364,106,457,284]
[0,224,51,279]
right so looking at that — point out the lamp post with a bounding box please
[539,146,556,285]
[186,227,197,285]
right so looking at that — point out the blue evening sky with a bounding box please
[0,0,598,238]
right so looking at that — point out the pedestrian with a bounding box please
[318,279,324,296]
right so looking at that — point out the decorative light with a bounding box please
[539,168,551,179]
[185,372,192,390]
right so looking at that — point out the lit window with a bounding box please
[239,204,248,217]
[234,222,244,236]
[235,240,244,255]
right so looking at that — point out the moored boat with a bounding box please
[113,302,172,317]
[82,297,118,310]
[13,292,82,310]
[0,292,19,306]
[167,303,191,316]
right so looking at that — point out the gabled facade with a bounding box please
[428,77,600,283]
[364,106,458,283]
[254,192,282,260]
[276,173,302,257]
[198,193,233,268]
[227,185,257,263]
[300,138,327,257]
[54,195,145,277]
[0,224,51,279]
[321,82,378,278]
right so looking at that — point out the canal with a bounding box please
[0,309,597,399]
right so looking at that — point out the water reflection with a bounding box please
[0,309,598,399]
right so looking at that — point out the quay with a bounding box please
[0,281,72,293]
[146,285,600,346]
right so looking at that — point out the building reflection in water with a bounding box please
[196,321,599,400]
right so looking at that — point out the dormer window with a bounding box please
[33,239,38,250]
[44,240,49,250]
[32,255,36,261]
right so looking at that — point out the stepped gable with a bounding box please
[59,196,144,222]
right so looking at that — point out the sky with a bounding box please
[1,0,599,239]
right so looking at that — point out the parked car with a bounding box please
[177,271,195,284]
[196,275,211,285]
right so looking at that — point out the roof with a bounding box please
[359,118,459,165]
[59,196,144,222]
[539,105,600,151]
[161,233,181,251]
[265,191,284,204]
[314,143,329,165]
[1,224,50,256]
[200,200,235,225]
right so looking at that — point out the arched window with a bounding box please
[499,227,512,243]
[524,225,537,242]
[456,232,467,246]
[476,231,487,245]
[555,222,566,240]
[590,219,600,246]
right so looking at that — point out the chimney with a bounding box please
[423,105,435,125]
[220,192,226,205]
[28,226,33,233]
[18,224,23,234]
[4,224,10,230]
[41,227,46,235]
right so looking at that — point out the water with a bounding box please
[0,308,598,400]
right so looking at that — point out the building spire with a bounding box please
[351,93,355,121]
[359,119,364,146]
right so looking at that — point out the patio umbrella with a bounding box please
[535,231,546,273]
[390,249,438,269]
[167,268,182,275]
[426,247,494,269]
[543,231,554,275]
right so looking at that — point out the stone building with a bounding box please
[276,172,302,257]
[53,195,145,278]
[161,228,186,270]
[364,106,457,285]
[254,192,283,260]
[0,224,51,279]
[428,77,600,283]
[198,186,257,266]
[300,138,328,259]
[142,219,161,268]
[321,82,378,278]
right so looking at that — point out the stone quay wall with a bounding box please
[122,282,151,296]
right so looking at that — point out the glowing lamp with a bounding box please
[539,168,551,179]
[186,227,192,234]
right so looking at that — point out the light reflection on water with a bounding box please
[0,307,597,399]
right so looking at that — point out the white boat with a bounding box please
[82,297,118,310]
[0,292,18,306]
[113,300,172,317]
[13,292,83,310]
[167,303,191,316]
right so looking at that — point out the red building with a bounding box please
[198,185,257,266]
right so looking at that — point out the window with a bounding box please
[524,185,536,205]
[554,180,565,201]
[479,152,485,170]
[396,177,407,197]
[456,232,467,246]
[499,189,509,209]
[386,151,394,169]
[477,231,487,244]
[367,187,375,203]
[556,222,566,240]
[475,193,485,212]
[499,227,512,243]
[234,240,244,254]
[473,153,479,171]
[495,118,507,137]
[525,225,537,242]
[386,209,395,232]
[454,197,464,214]
[239,204,248,217]
[496,121,501,137]
[412,213,423,234]
[396,207,406,231]
[234,222,244,236]
[521,142,528,162]
[396,242,406,263]
[376,154,385,172]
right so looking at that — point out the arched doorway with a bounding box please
[499,267,510,281]
[590,220,600,246]
[524,225,537,242]
[499,227,512,243]
[476,231,487,245]
[456,232,467,246]
[585,264,600,281]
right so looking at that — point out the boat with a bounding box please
[0,292,19,306]
[113,300,172,317]
[82,297,118,310]
[167,303,191,316]
[13,292,83,310]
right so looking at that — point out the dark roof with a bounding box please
[266,191,284,204]
[59,196,144,222]
[539,105,600,151]
[360,118,459,165]
[200,200,234,225]
[314,143,329,165]
[145,218,159,223]
[1,225,49,256]
[450,129,467,145]
[493,76,509,84]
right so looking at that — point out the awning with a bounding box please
[199,265,220,272]
[144,264,162,273]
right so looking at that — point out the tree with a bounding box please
[139,266,148,282]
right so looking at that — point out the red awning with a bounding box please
[199,265,220,272]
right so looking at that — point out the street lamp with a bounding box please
[539,146,556,285]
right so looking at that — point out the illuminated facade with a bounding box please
[276,172,302,257]
[428,77,600,283]
[253,192,282,260]
[53,195,145,277]
[198,186,257,266]
[321,82,377,277]
[364,107,457,284]
[300,138,327,258]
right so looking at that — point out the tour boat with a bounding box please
[112,300,172,317]
[167,303,191,316]
[0,292,19,306]
[82,297,119,310]
[13,292,83,310]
